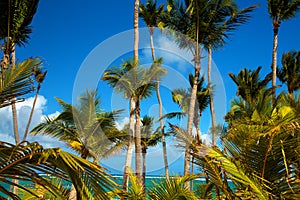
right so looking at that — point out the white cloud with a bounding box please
[0,95,63,148]
[115,117,129,130]
[141,34,194,73]
[201,133,212,146]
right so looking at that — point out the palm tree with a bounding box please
[31,90,125,199]
[23,67,47,141]
[140,115,165,188]
[139,0,164,61]
[0,0,40,145]
[268,0,300,104]
[139,0,170,180]
[171,91,300,199]
[228,66,272,104]
[278,50,300,95]
[134,0,139,68]
[169,75,210,139]
[162,0,208,178]
[102,60,136,191]
[0,141,117,200]
[102,59,157,189]
[31,89,124,161]
[133,69,156,188]
[201,0,256,146]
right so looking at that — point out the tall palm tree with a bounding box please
[102,60,136,191]
[139,0,164,61]
[228,66,272,104]
[133,68,156,188]
[102,59,157,189]
[162,0,208,179]
[23,67,47,141]
[139,0,170,180]
[134,0,139,68]
[31,89,125,161]
[278,50,300,96]
[0,0,40,145]
[201,0,256,146]
[169,75,210,139]
[140,115,162,188]
[268,0,300,104]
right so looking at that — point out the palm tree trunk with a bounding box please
[133,0,139,66]
[135,99,143,186]
[272,23,279,106]
[157,79,169,179]
[184,55,200,182]
[23,85,40,141]
[149,28,155,61]
[149,29,169,179]
[10,49,19,146]
[191,155,195,190]
[142,146,147,189]
[122,97,135,191]
[208,47,217,146]
[68,185,77,200]
[11,100,19,145]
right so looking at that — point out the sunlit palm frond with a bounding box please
[0,141,117,200]
[0,58,41,107]
[148,175,199,200]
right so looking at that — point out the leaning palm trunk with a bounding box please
[184,56,200,180]
[149,28,169,179]
[122,97,135,191]
[157,82,169,179]
[271,23,279,106]
[208,47,217,146]
[23,84,41,141]
[135,99,143,186]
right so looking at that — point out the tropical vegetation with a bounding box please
[0,0,299,199]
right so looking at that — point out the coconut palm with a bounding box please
[0,141,117,200]
[278,50,300,95]
[268,0,300,104]
[31,89,125,161]
[171,91,300,199]
[202,0,256,146]
[139,0,170,179]
[102,59,158,189]
[23,67,47,141]
[102,60,136,191]
[0,0,40,146]
[228,66,272,104]
[133,69,156,188]
[139,0,164,61]
[161,0,204,178]
[170,75,210,139]
[140,115,166,187]
[134,0,139,67]
[0,0,39,68]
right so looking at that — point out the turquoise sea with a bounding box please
[1,175,232,198]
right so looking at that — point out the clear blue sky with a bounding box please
[13,0,300,174]
[17,0,300,112]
